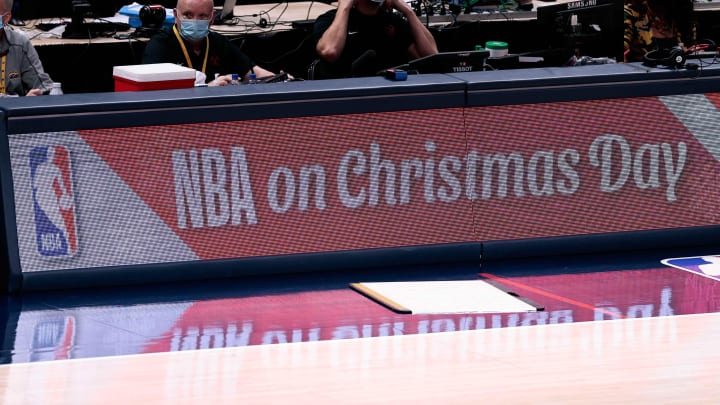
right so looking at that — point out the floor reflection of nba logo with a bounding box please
[29,146,78,258]
[31,316,76,361]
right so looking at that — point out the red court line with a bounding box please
[479,272,627,319]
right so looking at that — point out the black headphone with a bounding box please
[643,46,686,68]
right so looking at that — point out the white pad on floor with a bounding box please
[350,280,540,314]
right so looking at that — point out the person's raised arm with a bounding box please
[385,0,437,59]
[246,65,275,80]
[316,0,355,63]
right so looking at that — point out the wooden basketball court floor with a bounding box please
[1,247,719,404]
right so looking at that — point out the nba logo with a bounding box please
[662,255,720,281]
[29,146,79,258]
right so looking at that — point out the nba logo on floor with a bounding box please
[29,146,79,258]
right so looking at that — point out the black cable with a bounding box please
[305,0,315,22]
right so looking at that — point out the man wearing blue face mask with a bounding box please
[142,0,276,85]
[0,0,54,96]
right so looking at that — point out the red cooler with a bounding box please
[113,63,196,92]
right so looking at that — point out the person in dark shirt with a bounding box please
[142,0,276,85]
[312,0,437,79]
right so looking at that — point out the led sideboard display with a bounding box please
[7,91,720,275]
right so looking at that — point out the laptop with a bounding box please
[219,0,236,22]
[395,50,491,74]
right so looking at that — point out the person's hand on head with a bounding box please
[382,0,398,10]
[384,0,411,12]
[337,0,358,11]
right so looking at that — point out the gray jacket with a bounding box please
[0,27,53,96]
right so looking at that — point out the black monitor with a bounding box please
[63,0,132,38]
[11,0,70,20]
[11,0,130,37]
[536,0,624,63]
[13,0,130,20]
[399,50,491,74]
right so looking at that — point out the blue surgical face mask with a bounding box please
[0,12,9,30]
[179,18,210,41]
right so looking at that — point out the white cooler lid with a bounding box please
[113,63,196,82]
